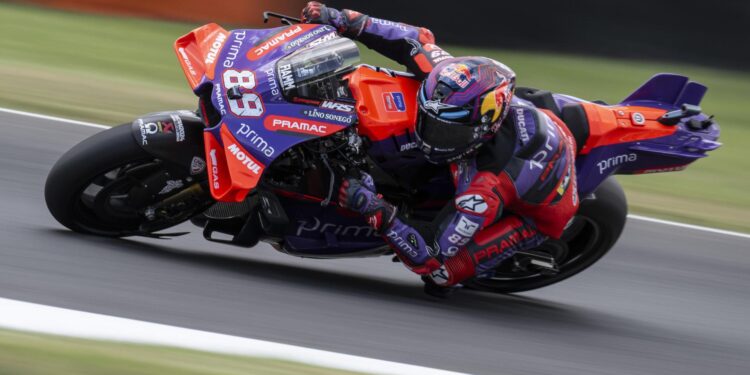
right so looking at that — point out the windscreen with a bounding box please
[277,37,360,100]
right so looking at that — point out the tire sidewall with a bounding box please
[45,124,150,235]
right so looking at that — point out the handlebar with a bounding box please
[263,11,302,25]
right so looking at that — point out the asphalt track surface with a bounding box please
[1,110,749,375]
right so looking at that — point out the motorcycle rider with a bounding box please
[302,2,580,294]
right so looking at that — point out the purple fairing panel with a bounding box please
[277,195,388,258]
[200,25,356,166]
[621,73,707,109]
[513,74,719,195]
[552,93,588,111]
[575,74,719,194]
[575,115,720,195]
[521,74,706,115]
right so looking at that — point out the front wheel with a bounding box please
[463,177,628,293]
[45,124,212,236]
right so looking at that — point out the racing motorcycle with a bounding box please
[45,12,721,294]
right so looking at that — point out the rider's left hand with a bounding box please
[338,172,378,215]
[338,172,396,232]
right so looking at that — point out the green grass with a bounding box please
[0,328,365,375]
[0,3,748,232]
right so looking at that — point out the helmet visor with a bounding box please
[416,109,481,153]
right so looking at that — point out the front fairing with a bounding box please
[175,24,358,201]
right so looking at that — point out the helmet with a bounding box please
[416,57,515,163]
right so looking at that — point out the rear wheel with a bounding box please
[463,177,628,293]
[45,124,211,236]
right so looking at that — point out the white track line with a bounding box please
[0,107,109,129]
[0,298,468,375]
[1,105,748,241]
[627,215,750,240]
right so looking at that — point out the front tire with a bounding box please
[45,124,210,236]
[463,177,628,293]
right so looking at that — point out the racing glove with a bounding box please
[301,2,368,38]
[301,1,335,24]
[338,172,441,275]
[338,172,396,233]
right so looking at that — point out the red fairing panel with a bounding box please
[174,23,229,90]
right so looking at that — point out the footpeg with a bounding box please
[513,250,559,274]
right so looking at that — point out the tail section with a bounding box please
[620,73,707,108]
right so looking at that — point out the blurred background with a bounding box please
[13,0,749,69]
[0,0,748,232]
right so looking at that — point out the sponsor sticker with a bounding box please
[302,107,355,124]
[400,142,418,152]
[425,44,452,63]
[264,115,344,137]
[263,67,280,97]
[597,153,637,174]
[136,119,148,145]
[307,32,338,48]
[455,194,488,214]
[169,114,186,142]
[283,26,334,51]
[406,39,421,56]
[383,92,406,112]
[407,233,419,248]
[236,123,275,157]
[430,266,451,285]
[422,100,454,114]
[222,30,246,68]
[214,83,227,115]
[515,108,530,143]
[248,25,304,61]
[278,63,295,91]
[631,112,646,125]
[387,230,419,259]
[209,149,220,189]
[177,47,197,77]
[190,156,206,175]
[441,63,473,89]
[158,180,184,195]
[227,143,262,175]
[296,217,377,238]
[320,101,355,113]
[204,32,227,65]
[371,18,409,31]
[138,119,175,145]
[455,216,480,237]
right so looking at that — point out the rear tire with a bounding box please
[463,177,628,293]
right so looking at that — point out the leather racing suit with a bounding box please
[315,6,580,286]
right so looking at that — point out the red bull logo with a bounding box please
[441,63,473,89]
